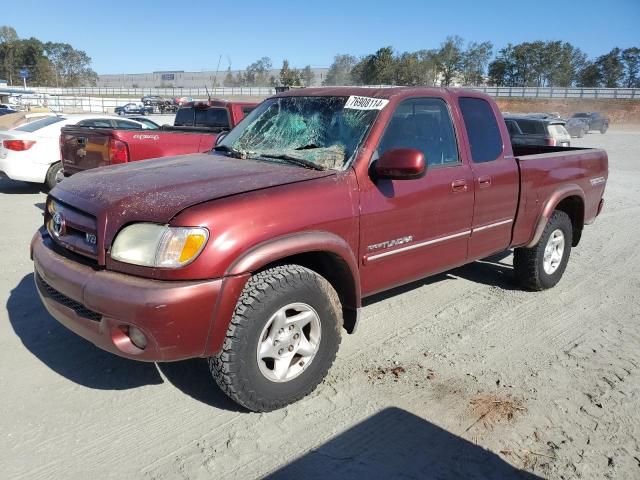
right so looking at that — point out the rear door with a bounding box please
[457,96,519,260]
[358,96,474,295]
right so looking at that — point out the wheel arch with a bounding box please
[526,185,585,248]
[226,231,361,332]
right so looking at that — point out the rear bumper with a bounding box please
[31,229,222,362]
[0,154,49,183]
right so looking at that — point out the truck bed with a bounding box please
[511,145,608,247]
[60,126,217,176]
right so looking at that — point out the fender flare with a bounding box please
[525,184,585,248]
[204,231,361,355]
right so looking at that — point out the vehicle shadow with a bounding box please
[266,407,540,479]
[7,273,244,411]
[451,250,519,291]
[7,274,163,389]
[0,176,45,194]
[363,250,517,308]
[157,359,245,412]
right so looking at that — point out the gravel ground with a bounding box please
[1,130,638,479]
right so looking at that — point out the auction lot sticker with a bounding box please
[344,96,389,110]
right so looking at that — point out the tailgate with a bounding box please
[61,127,113,176]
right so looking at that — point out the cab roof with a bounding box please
[273,86,488,100]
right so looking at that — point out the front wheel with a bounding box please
[209,265,343,412]
[514,210,573,291]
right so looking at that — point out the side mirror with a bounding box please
[374,148,426,180]
[215,131,228,146]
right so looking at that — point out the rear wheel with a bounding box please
[514,211,573,291]
[44,162,62,191]
[209,265,342,412]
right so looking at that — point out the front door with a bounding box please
[358,97,474,296]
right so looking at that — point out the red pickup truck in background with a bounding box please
[33,88,607,412]
[59,100,256,177]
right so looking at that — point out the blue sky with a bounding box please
[4,0,639,74]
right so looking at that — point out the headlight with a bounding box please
[111,223,208,268]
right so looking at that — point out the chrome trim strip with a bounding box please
[472,218,513,233]
[366,230,471,262]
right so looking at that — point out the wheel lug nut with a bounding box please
[293,333,300,340]
[274,340,279,345]
[278,328,284,335]
[288,345,294,352]
[278,349,284,355]
[288,325,294,331]
[299,360,305,366]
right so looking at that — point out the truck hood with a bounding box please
[52,153,334,243]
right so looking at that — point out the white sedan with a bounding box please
[0,114,157,190]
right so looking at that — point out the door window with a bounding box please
[459,97,503,163]
[377,98,459,167]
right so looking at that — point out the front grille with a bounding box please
[46,198,99,261]
[36,272,102,322]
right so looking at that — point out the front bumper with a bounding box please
[31,229,222,362]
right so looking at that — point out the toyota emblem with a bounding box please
[52,212,66,236]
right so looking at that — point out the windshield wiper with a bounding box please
[213,144,246,158]
[257,153,327,171]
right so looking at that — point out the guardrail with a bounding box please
[28,86,276,97]
[13,96,152,114]
[9,86,640,114]
[471,86,639,99]
[22,85,640,100]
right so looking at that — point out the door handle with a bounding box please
[451,179,468,192]
[478,176,492,188]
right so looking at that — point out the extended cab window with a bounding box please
[514,119,545,135]
[378,98,459,167]
[195,108,230,129]
[174,107,195,126]
[459,97,503,163]
[505,119,522,136]
[115,120,143,129]
[76,119,113,128]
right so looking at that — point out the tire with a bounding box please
[514,210,573,291]
[209,265,343,412]
[44,162,62,191]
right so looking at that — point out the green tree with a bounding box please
[223,67,236,87]
[44,42,97,86]
[352,46,396,85]
[0,25,18,84]
[323,54,357,85]
[436,36,464,86]
[279,60,301,87]
[301,65,315,86]
[596,48,624,88]
[461,41,493,85]
[621,47,640,87]
[577,62,601,87]
[244,56,272,86]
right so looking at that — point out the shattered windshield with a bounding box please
[215,96,383,170]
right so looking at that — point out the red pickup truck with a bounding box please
[32,88,607,412]
[59,100,256,177]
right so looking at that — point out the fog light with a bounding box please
[128,326,147,350]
